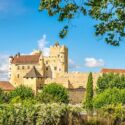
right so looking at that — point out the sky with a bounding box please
[0,0,125,80]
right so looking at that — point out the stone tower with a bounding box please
[44,42,68,78]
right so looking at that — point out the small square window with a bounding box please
[54,67,57,70]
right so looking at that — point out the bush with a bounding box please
[96,73,125,93]
[93,88,125,108]
[0,103,85,125]
[38,83,69,103]
[9,85,34,101]
[0,88,10,103]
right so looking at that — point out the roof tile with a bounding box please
[11,55,40,64]
[101,68,125,74]
[0,81,15,91]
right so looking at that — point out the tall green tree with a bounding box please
[39,0,125,46]
[85,72,94,111]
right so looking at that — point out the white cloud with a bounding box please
[38,34,50,56]
[0,53,9,80]
[85,57,105,68]
[69,59,80,69]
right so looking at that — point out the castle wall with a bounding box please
[68,88,85,104]
[44,72,100,89]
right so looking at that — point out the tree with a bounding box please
[0,88,4,103]
[39,0,125,46]
[0,88,10,103]
[38,83,69,103]
[9,85,34,100]
[96,73,125,93]
[93,88,125,108]
[85,72,94,111]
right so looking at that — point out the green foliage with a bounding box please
[86,0,125,46]
[39,0,86,38]
[96,73,125,93]
[39,0,125,46]
[0,103,85,125]
[38,83,69,103]
[0,88,10,103]
[85,72,93,111]
[98,104,125,124]
[0,88,4,103]
[93,88,125,108]
[9,85,34,101]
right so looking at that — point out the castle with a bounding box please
[1,42,125,95]
[7,42,99,93]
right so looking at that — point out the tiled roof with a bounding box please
[101,68,125,74]
[0,81,15,91]
[24,66,43,78]
[11,55,40,64]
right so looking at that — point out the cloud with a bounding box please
[38,34,50,56]
[0,53,9,80]
[85,57,105,68]
[69,59,80,69]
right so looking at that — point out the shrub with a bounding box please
[93,88,125,108]
[96,73,125,93]
[0,103,85,125]
[9,85,34,101]
[0,88,10,103]
[38,83,69,103]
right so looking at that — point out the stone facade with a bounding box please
[9,42,69,93]
[8,42,100,93]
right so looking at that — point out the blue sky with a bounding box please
[0,0,125,80]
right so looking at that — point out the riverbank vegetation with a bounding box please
[1,74,125,124]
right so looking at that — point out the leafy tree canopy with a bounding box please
[96,73,125,93]
[9,85,34,100]
[39,0,125,46]
[93,88,125,108]
[38,83,69,103]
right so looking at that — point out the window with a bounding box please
[17,74,19,78]
[46,61,48,64]
[46,67,48,70]
[54,67,57,70]
[22,66,24,69]
[28,66,30,69]
[17,66,20,70]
